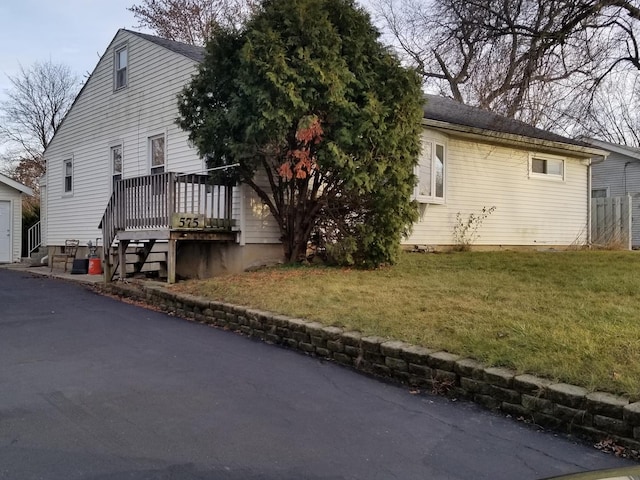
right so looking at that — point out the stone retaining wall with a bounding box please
[102,282,640,453]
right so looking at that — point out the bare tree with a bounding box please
[373,0,640,130]
[573,72,640,146]
[0,60,78,191]
[128,0,258,45]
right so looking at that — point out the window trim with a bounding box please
[63,157,74,196]
[148,133,166,175]
[528,153,565,181]
[415,133,446,205]
[114,44,128,90]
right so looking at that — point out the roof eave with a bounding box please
[422,118,609,159]
[579,137,640,161]
[0,174,34,196]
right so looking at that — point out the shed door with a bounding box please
[0,201,11,263]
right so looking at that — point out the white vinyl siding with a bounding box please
[405,130,590,247]
[0,183,24,262]
[241,171,281,244]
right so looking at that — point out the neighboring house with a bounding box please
[0,173,33,263]
[42,30,609,281]
[404,95,608,249]
[582,138,640,247]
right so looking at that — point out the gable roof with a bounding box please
[45,29,205,157]
[124,30,205,62]
[422,94,604,156]
[0,173,33,196]
[578,137,640,161]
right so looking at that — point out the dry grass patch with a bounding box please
[171,251,640,399]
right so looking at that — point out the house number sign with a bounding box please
[171,213,206,230]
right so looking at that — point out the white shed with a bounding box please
[0,173,33,263]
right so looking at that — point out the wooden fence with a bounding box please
[591,195,632,249]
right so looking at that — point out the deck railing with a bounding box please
[99,172,234,250]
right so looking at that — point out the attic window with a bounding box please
[115,46,128,90]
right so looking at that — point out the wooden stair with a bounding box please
[107,240,168,281]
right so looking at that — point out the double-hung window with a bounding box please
[63,159,73,194]
[416,136,445,204]
[149,135,165,175]
[114,45,128,90]
[111,145,123,190]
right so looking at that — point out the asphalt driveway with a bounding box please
[0,268,634,479]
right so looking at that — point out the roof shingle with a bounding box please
[423,94,589,148]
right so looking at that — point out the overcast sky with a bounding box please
[0,0,148,94]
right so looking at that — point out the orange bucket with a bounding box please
[88,257,102,275]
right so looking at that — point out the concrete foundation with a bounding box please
[176,242,284,279]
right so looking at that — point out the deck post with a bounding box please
[167,237,177,284]
[103,246,112,285]
[118,239,129,281]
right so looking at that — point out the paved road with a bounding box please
[0,268,634,480]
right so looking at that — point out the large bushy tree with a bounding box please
[178,0,423,267]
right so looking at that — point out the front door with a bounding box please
[0,201,11,263]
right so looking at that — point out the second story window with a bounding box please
[115,46,128,89]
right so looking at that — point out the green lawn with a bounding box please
[171,251,640,400]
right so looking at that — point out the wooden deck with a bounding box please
[99,172,237,283]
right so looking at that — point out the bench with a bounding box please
[50,239,80,272]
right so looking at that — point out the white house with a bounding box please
[405,95,608,249]
[0,173,33,263]
[42,30,609,281]
[582,138,640,247]
[42,30,282,281]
